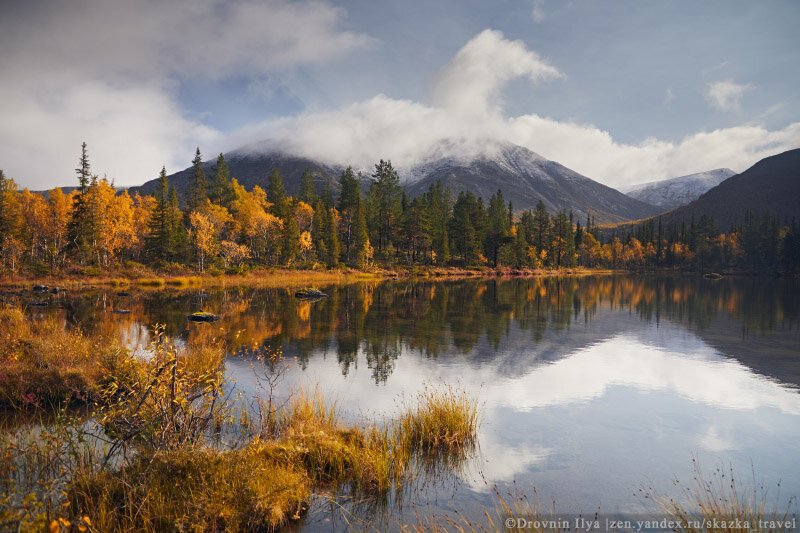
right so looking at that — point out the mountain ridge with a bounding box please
[129,139,662,224]
[624,168,736,210]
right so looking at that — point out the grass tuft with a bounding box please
[395,384,479,459]
[650,459,797,533]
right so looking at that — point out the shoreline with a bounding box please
[0,266,620,290]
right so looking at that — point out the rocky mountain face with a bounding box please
[624,168,736,210]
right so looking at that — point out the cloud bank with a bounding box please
[0,0,372,189]
[232,30,800,189]
[2,5,799,191]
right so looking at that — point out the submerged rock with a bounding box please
[295,288,328,299]
[188,311,220,322]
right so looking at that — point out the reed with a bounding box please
[650,459,797,533]
[395,384,479,459]
[133,277,166,287]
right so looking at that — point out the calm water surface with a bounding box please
[21,275,800,529]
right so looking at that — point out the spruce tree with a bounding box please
[187,147,207,213]
[210,153,234,208]
[146,167,173,262]
[367,159,401,257]
[267,169,288,218]
[338,167,361,262]
[169,187,188,263]
[311,197,329,264]
[67,142,97,264]
[324,206,340,268]
[485,190,512,266]
[532,201,550,253]
[299,168,317,205]
[281,199,300,265]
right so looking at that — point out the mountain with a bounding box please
[405,141,661,224]
[130,139,661,224]
[651,148,800,231]
[128,144,342,200]
[624,168,736,210]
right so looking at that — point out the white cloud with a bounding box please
[705,80,754,111]
[432,29,563,118]
[0,0,373,189]
[225,30,800,190]
[230,91,800,191]
[0,78,220,190]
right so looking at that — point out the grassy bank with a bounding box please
[0,312,479,531]
[0,307,125,409]
[0,268,382,291]
[0,265,615,291]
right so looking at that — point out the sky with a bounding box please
[1,0,799,191]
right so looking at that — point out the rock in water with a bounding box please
[188,311,220,322]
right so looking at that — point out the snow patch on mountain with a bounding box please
[624,168,736,210]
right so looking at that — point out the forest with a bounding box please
[1,143,798,277]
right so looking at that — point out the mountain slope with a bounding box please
[655,148,800,231]
[406,142,661,224]
[624,168,736,210]
[129,140,660,224]
[129,146,342,201]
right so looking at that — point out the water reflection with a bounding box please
[14,275,800,520]
[19,275,800,387]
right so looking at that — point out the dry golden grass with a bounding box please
[0,307,128,409]
[650,459,797,533]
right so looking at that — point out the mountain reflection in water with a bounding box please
[23,275,800,522]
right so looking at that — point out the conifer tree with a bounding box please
[281,198,300,265]
[367,159,401,258]
[324,206,340,268]
[532,200,550,253]
[338,167,361,263]
[187,147,207,213]
[267,169,288,219]
[209,153,234,208]
[299,168,317,205]
[146,167,173,262]
[67,142,99,264]
[169,186,189,262]
[485,190,512,266]
[311,197,328,263]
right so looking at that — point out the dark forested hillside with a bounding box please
[660,148,800,231]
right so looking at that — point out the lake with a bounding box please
[18,274,800,530]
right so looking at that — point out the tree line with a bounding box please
[1,143,798,275]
